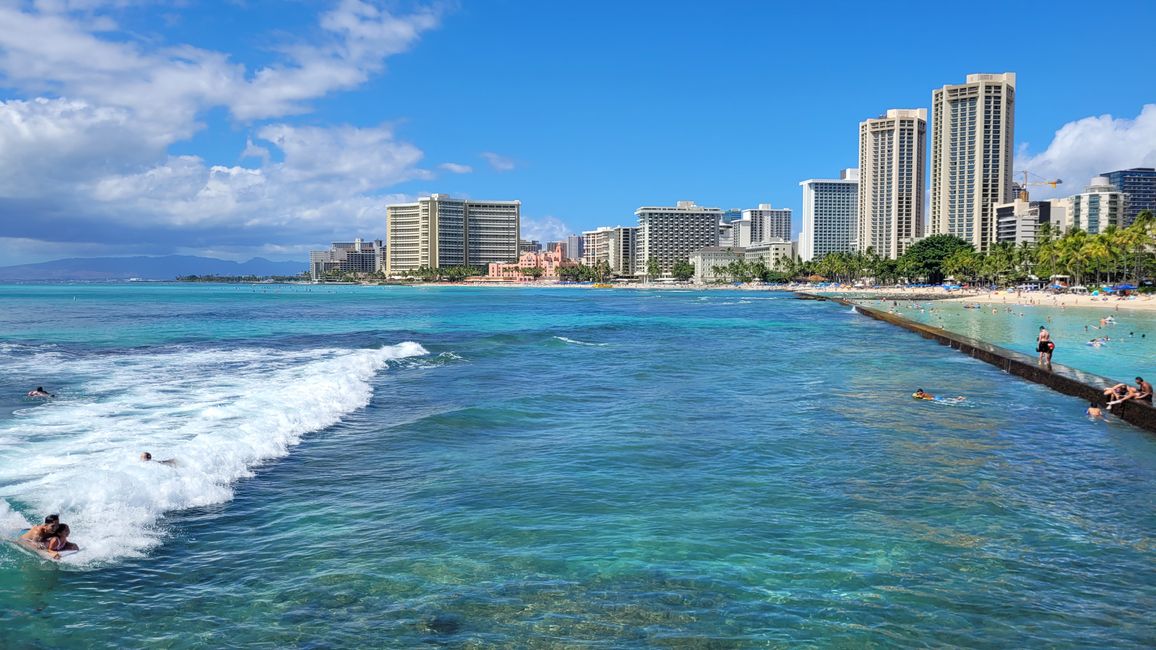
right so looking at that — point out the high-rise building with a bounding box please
[744,204,792,243]
[799,169,859,262]
[930,73,1016,252]
[607,226,637,277]
[566,234,584,262]
[1102,167,1156,226]
[309,238,384,280]
[994,199,1052,246]
[519,239,542,254]
[385,194,520,276]
[635,200,722,278]
[1060,176,1127,234]
[858,109,926,258]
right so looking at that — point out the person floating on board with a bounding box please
[140,451,176,466]
[26,386,54,398]
[45,524,79,560]
[913,389,965,403]
[19,514,60,543]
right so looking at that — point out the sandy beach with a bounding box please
[943,291,1156,312]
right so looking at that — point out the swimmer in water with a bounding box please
[140,451,177,466]
[26,386,54,398]
[913,388,966,403]
[1086,403,1103,419]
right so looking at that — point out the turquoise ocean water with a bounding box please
[0,284,1154,648]
[859,296,1156,383]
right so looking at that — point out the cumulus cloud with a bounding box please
[438,162,473,174]
[1015,104,1156,199]
[520,215,571,243]
[481,151,516,172]
[0,1,444,263]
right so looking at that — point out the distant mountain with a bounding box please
[0,255,306,281]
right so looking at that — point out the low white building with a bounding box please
[745,239,796,271]
[690,247,743,283]
[994,198,1054,246]
[689,241,797,283]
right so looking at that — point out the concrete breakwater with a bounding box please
[797,292,1156,434]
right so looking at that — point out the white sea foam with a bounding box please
[553,336,608,347]
[0,341,427,565]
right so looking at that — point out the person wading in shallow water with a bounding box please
[1037,325,1054,370]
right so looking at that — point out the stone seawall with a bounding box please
[797,292,1156,434]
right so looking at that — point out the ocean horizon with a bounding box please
[1,283,1153,647]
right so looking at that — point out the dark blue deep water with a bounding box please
[1,284,1153,648]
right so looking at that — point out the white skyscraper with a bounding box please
[385,194,520,276]
[635,200,722,278]
[858,109,927,258]
[744,204,792,243]
[799,169,859,262]
[930,73,1016,252]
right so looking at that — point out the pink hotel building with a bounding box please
[487,249,576,281]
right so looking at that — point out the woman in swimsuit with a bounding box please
[45,524,79,559]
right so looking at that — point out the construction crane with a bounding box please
[1014,171,1062,201]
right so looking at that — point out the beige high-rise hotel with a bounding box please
[930,73,1016,252]
[858,109,926,259]
[385,194,520,276]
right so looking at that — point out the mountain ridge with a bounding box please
[0,255,306,280]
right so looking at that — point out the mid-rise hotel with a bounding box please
[635,201,722,278]
[858,109,926,258]
[744,204,792,244]
[930,73,1016,252]
[385,194,520,276]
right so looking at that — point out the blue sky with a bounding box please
[1,0,1154,265]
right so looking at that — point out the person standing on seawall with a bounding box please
[1037,325,1054,371]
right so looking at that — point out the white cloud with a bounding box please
[481,151,516,172]
[438,162,473,174]
[0,2,445,261]
[1015,104,1156,199]
[520,215,571,243]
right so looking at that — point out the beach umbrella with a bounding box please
[1116,284,1137,290]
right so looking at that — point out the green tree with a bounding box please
[646,256,661,280]
[900,234,973,283]
[671,259,695,281]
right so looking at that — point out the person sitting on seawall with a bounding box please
[26,386,54,398]
[1132,377,1153,405]
[140,451,176,466]
[19,514,60,543]
[45,524,79,560]
[1104,383,1137,410]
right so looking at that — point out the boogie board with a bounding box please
[6,530,78,562]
